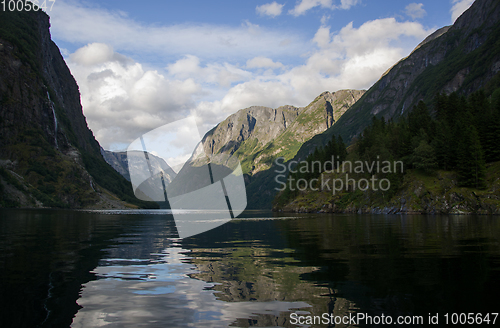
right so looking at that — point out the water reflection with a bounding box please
[1,210,500,328]
[74,241,312,328]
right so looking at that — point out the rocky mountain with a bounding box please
[100,89,363,205]
[101,148,176,184]
[245,0,500,209]
[199,89,364,175]
[101,149,131,181]
[317,0,500,145]
[0,9,152,208]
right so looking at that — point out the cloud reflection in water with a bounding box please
[73,245,310,327]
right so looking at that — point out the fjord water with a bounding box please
[0,209,499,327]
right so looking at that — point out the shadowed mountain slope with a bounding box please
[0,9,154,208]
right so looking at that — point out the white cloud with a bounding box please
[312,25,332,48]
[289,0,334,16]
[68,18,432,150]
[195,18,432,132]
[450,0,474,23]
[70,43,113,66]
[246,57,284,69]
[338,0,359,10]
[405,3,426,20]
[68,43,201,150]
[256,2,285,17]
[331,19,430,57]
[167,55,252,87]
[288,0,358,16]
[50,0,304,61]
[52,1,433,153]
[320,15,331,25]
[166,55,201,78]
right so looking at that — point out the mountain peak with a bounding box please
[198,89,364,175]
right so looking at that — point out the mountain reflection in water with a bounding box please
[0,209,499,327]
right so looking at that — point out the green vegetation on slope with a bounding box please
[210,91,363,179]
[312,1,500,148]
[0,5,41,76]
[274,90,500,214]
[2,128,96,208]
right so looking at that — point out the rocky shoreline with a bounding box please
[274,164,500,215]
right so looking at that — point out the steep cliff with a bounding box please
[320,0,500,144]
[0,9,151,208]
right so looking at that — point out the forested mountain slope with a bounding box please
[248,0,500,209]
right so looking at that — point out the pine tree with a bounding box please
[457,126,486,188]
[434,93,448,122]
[337,135,347,162]
[322,135,337,171]
[480,88,500,162]
[408,101,434,138]
[412,140,437,172]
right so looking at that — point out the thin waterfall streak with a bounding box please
[47,92,58,149]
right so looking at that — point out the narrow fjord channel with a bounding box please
[1,209,499,327]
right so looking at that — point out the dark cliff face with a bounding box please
[325,0,500,143]
[0,11,57,154]
[36,13,100,154]
[0,9,147,208]
[0,10,99,157]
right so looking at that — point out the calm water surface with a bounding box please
[0,209,499,327]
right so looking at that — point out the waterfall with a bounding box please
[46,92,58,149]
[90,178,96,192]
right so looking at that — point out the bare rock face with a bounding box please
[199,89,364,175]
[202,105,301,157]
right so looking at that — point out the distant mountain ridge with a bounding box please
[101,149,131,180]
[101,89,364,205]
[101,148,176,184]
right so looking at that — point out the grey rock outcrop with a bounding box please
[199,89,364,175]
[202,105,301,158]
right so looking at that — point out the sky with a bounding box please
[45,0,475,153]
